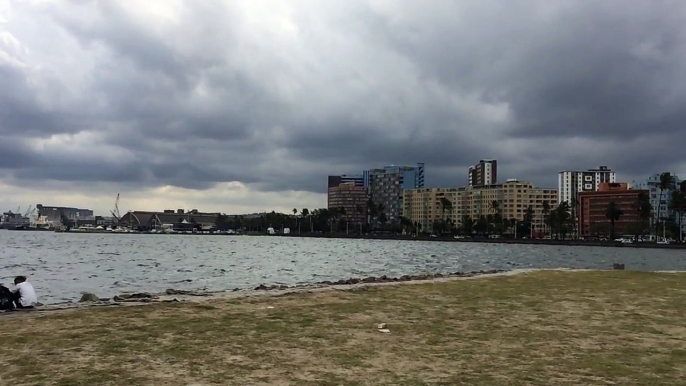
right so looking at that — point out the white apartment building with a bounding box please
[558,166,616,204]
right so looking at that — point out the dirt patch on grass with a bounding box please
[1,270,685,385]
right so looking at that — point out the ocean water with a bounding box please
[1,230,684,304]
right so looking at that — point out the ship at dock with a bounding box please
[0,206,37,230]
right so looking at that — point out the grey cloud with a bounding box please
[1,0,686,201]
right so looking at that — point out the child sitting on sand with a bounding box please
[11,276,37,309]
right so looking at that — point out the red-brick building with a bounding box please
[578,183,647,238]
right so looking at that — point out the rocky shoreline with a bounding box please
[252,269,507,291]
[0,269,512,314]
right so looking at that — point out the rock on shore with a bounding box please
[79,292,100,302]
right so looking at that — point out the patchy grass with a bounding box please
[1,270,685,385]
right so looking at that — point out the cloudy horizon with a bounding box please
[2,0,685,216]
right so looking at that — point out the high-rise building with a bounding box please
[631,173,682,223]
[327,174,364,188]
[468,160,497,187]
[558,166,616,204]
[327,182,367,225]
[577,183,647,238]
[366,163,425,222]
[404,179,557,234]
[327,174,365,215]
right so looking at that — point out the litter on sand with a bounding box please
[377,323,390,333]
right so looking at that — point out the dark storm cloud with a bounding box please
[1,0,686,198]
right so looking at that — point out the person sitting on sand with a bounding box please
[11,276,37,309]
[0,284,14,311]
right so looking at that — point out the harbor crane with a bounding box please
[23,205,35,218]
[111,193,121,220]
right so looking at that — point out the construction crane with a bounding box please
[111,194,121,220]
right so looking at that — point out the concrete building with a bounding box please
[327,182,367,225]
[36,204,94,226]
[577,183,647,238]
[404,180,557,234]
[558,166,616,204]
[366,163,425,222]
[468,160,497,187]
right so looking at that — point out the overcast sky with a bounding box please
[1,0,685,215]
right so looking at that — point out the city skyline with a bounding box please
[2,1,686,216]
[3,162,686,217]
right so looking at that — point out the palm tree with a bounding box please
[399,216,412,234]
[301,208,310,233]
[378,212,388,231]
[475,215,488,236]
[366,198,378,226]
[636,191,652,240]
[554,202,570,239]
[505,218,515,235]
[570,197,579,239]
[292,208,298,231]
[546,210,557,238]
[489,200,502,235]
[669,188,685,242]
[355,205,364,234]
[440,197,453,224]
[522,205,534,238]
[656,172,674,236]
[485,214,494,236]
[460,215,474,236]
[605,201,624,240]
[489,200,500,215]
[542,200,551,237]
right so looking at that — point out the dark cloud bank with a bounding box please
[1,0,685,198]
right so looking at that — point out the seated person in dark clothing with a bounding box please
[11,276,37,309]
[0,285,14,310]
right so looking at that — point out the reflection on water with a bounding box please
[1,231,684,304]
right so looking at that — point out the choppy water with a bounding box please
[1,230,685,304]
